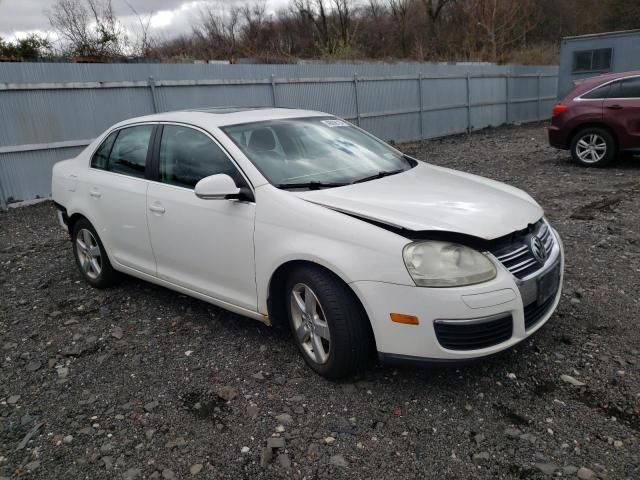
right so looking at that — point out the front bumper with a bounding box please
[352,229,564,363]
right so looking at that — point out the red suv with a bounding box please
[549,71,640,167]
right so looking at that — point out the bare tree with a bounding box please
[48,0,123,57]
[462,0,538,62]
[124,0,155,57]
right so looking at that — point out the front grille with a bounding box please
[524,286,559,330]
[434,315,513,351]
[492,222,554,279]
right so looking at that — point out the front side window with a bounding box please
[159,125,242,189]
[91,125,153,178]
[222,117,413,187]
[572,48,612,73]
[620,77,640,98]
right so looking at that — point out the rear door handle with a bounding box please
[89,189,101,198]
[607,104,623,110]
[149,204,165,214]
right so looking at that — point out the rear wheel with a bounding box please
[285,266,373,379]
[72,219,118,288]
[570,127,616,167]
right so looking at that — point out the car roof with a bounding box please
[575,70,640,87]
[113,107,329,130]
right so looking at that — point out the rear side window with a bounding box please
[620,77,640,98]
[91,131,117,169]
[91,125,153,178]
[158,125,242,189]
[582,84,611,99]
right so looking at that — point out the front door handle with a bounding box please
[149,204,166,214]
[607,104,623,110]
[89,189,101,198]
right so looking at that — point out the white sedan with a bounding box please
[52,108,564,378]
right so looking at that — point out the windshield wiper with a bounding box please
[276,181,349,190]
[352,169,405,184]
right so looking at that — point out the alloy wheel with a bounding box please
[290,283,331,364]
[76,228,102,280]
[576,134,607,164]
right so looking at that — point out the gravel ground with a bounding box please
[1,122,639,480]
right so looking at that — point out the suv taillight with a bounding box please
[552,104,568,117]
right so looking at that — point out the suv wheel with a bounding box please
[72,219,119,288]
[286,266,373,379]
[570,127,616,167]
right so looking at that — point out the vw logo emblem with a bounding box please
[529,235,547,263]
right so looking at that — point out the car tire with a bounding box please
[570,127,616,167]
[285,266,373,379]
[71,219,119,288]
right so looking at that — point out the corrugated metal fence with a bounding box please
[0,62,558,207]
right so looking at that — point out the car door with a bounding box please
[146,123,257,310]
[84,124,157,275]
[602,76,640,150]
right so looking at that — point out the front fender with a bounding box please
[254,186,413,314]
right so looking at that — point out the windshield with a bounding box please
[221,117,414,188]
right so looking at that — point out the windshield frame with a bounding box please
[220,116,414,189]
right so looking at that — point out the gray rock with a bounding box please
[504,427,522,438]
[519,433,537,444]
[329,454,349,468]
[473,433,485,445]
[24,461,40,471]
[260,447,273,468]
[560,374,585,387]
[111,326,124,339]
[63,435,73,444]
[251,372,265,381]
[275,413,294,426]
[273,375,287,385]
[162,469,175,479]
[246,405,259,418]
[472,452,490,464]
[7,395,20,405]
[534,463,558,475]
[145,429,156,440]
[216,386,238,401]
[57,367,69,379]
[190,464,203,475]
[307,443,321,461]
[100,442,114,454]
[277,454,291,469]
[267,437,285,449]
[26,360,42,372]
[562,466,579,475]
[577,467,595,480]
[123,468,142,480]
[101,456,114,470]
[144,400,159,412]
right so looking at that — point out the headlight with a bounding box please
[402,241,497,287]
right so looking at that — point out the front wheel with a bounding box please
[570,127,616,167]
[286,266,373,379]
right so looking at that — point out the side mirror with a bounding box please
[194,174,253,201]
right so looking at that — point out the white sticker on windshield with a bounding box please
[321,119,348,128]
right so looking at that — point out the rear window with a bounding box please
[581,84,611,99]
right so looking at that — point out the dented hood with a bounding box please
[294,162,543,240]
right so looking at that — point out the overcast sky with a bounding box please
[0,0,290,42]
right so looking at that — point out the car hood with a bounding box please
[294,162,543,240]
